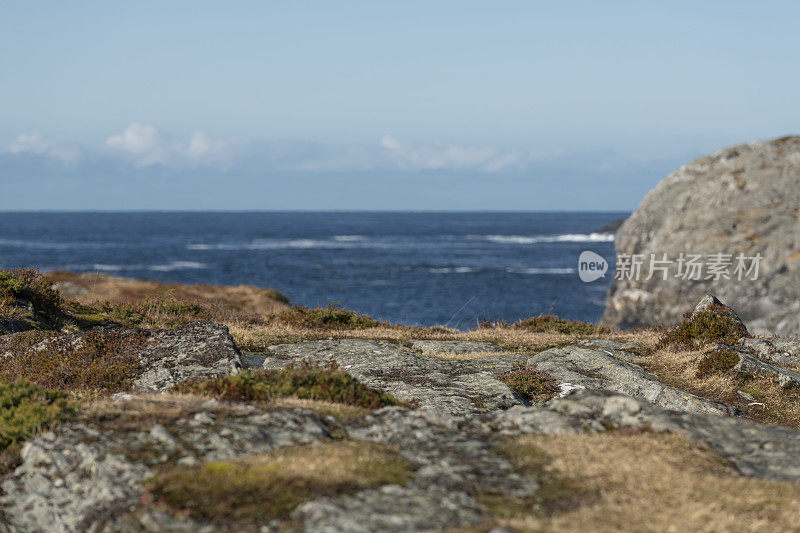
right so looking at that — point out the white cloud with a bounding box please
[379,135,525,172]
[4,125,559,174]
[4,133,81,162]
[105,124,244,167]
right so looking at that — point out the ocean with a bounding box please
[0,211,624,328]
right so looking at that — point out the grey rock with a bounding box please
[734,352,800,389]
[293,486,484,533]
[526,345,736,416]
[293,407,537,532]
[264,339,527,415]
[603,136,800,336]
[502,389,800,483]
[133,321,243,392]
[410,340,505,356]
[737,336,800,367]
[0,400,335,532]
[576,338,646,362]
[593,217,627,235]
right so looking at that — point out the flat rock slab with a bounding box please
[133,321,243,392]
[293,408,537,532]
[576,338,647,363]
[1,398,536,533]
[6,389,800,531]
[734,352,800,389]
[526,345,736,416]
[490,389,800,483]
[410,340,505,356]
[1,400,335,532]
[264,339,527,415]
[738,337,800,367]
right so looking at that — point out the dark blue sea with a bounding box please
[0,212,624,328]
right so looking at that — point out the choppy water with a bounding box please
[0,212,623,327]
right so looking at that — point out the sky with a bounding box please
[1,1,798,211]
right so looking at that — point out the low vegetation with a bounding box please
[176,361,407,409]
[0,328,144,392]
[696,348,740,378]
[47,270,291,315]
[495,366,559,403]
[0,380,75,473]
[489,432,800,531]
[145,441,414,525]
[506,314,612,335]
[0,268,62,326]
[274,302,386,330]
[657,305,749,350]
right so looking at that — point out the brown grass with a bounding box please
[47,270,292,316]
[81,392,372,433]
[493,432,800,532]
[227,321,657,353]
[634,338,800,428]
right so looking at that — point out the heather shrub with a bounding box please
[0,268,62,321]
[510,314,611,335]
[275,302,384,330]
[70,296,213,330]
[176,361,405,409]
[696,349,740,378]
[496,366,559,403]
[658,306,749,350]
[0,328,144,392]
[0,380,74,451]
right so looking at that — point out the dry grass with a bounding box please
[47,270,292,316]
[228,321,654,353]
[267,397,370,421]
[145,441,414,525]
[81,392,372,433]
[493,432,800,532]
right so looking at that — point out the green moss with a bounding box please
[0,328,144,392]
[175,361,408,409]
[696,349,740,378]
[146,441,414,525]
[658,306,748,350]
[0,380,74,452]
[508,314,611,335]
[495,366,559,403]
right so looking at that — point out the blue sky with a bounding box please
[1,1,798,210]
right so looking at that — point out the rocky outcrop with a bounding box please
[0,399,336,532]
[526,344,736,416]
[603,136,800,336]
[7,389,800,531]
[134,321,243,392]
[737,336,800,367]
[264,339,526,415]
[508,389,800,483]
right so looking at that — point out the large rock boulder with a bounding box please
[133,321,243,392]
[603,136,800,335]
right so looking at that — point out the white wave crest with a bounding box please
[482,233,614,244]
[505,267,576,275]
